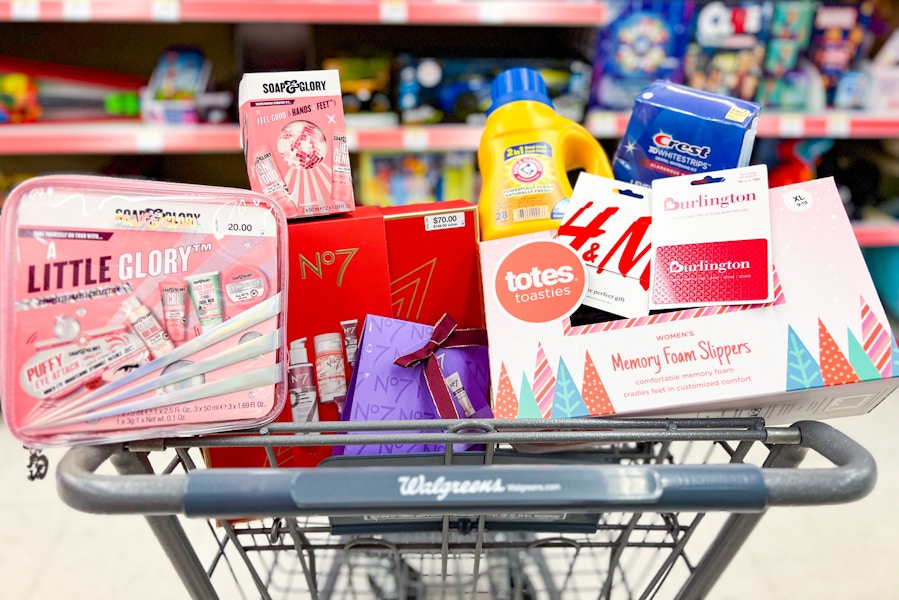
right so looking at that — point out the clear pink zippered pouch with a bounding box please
[1,175,288,447]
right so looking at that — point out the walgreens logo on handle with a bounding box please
[653,133,711,159]
[493,239,587,323]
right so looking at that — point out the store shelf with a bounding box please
[8,111,899,156]
[0,0,608,25]
[586,110,899,140]
[0,121,492,155]
[853,222,899,248]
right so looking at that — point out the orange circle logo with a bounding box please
[493,239,587,323]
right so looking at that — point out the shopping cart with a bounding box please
[56,417,876,599]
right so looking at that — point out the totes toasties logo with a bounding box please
[493,239,587,323]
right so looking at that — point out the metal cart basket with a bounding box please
[57,417,876,600]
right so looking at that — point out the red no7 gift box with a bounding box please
[480,177,899,424]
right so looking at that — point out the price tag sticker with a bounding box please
[136,128,165,154]
[379,0,407,23]
[825,113,851,138]
[402,127,428,152]
[63,0,90,20]
[11,0,40,20]
[477,2,504,24]
[777,114,804,138]
[424,211,466,231]
[151,0,180,22]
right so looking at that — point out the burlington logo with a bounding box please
[669,259,750,273]
[664,192,758,211]
[397,475,506,501]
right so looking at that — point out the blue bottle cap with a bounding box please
[487,67,554,115]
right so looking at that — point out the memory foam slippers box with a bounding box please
[480,176,899,424]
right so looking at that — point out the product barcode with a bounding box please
[513,207,549,222]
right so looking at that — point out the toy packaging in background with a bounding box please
[141,46,232,125]
[321,56,397,128]
[807,1,875,108]
[0,55,144,124]
[397,56,592,125]
[357,151,477,207]
[239,69,355,219]
[613,80,760,187]
[684,1,773,102]
[589,0,695,110]
[480,176,899,425]
[755,1,817,109]
[0,175,288,447]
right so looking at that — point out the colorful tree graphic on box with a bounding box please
[860,296,891,378]
[551,357,590,418]
[817,319,859,386]
[582,351,615,416]
[847,329,882,382]
[517,373,542,419]
[786,325,823,391]
[493,363,518,419]
[533,343,556,419]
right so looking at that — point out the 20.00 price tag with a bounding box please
[424,212,465,231]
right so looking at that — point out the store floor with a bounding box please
[3,396,897,599]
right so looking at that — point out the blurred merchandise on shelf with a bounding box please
[357,151,476,206]
[807,1,875,108]
[818,141,883,220]
[142,46,232,124]
[613,80,760,186]
[867,29,899,111]
[0,170,33,205]
[753,137,834,188]
[397,56,592,125]
[589,0,695,110]
[322,55,397,128]
[684,1,773,102]
[478,67,612,240]
[239,69,354,219]
[755,1,817,109]
[0,56,144,123]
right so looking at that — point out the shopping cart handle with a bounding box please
[56,420,876,518]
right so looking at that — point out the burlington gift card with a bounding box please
[650,165,772,309]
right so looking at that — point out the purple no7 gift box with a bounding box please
[335,314,491,456]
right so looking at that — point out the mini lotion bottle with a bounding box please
[122,296,175,359]
[313,332,347,412]
[288,338,318,423]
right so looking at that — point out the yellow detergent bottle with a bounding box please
[478,67,612,240]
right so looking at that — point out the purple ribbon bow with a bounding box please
[393,314,488,419]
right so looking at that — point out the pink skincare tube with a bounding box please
[158,281,188,342]
[253,143,297,218]
[331,129,354,207]
[122,296,175,359]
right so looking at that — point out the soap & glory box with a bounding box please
[480,177,899,424]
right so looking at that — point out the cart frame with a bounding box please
[56,417,876,599]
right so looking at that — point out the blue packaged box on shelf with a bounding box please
[613,81,761,186]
